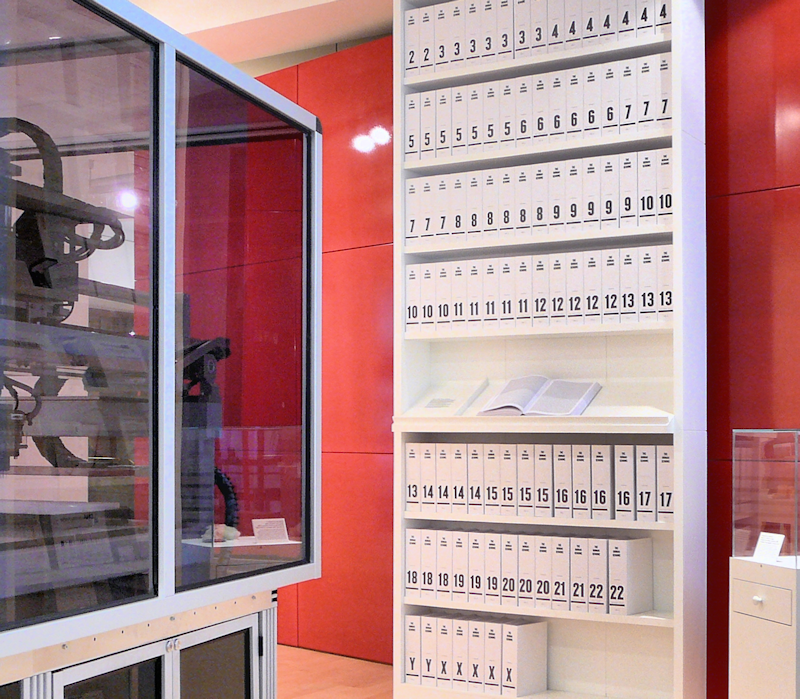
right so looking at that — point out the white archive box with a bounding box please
[635,444,657,521]
[420,616,437,686]
[551,535,571,610]
[565,0,582,46]
[530,0,547,53]
[436,442,453,512]
[499,257,516,328]
[514,166,532,237]
[485,531,503,605]
[584,65,602,136]
[518,534,536,607]
[436,89,452,157]
[637,0,656,35]
[656,444,675,521]
[565,251,584,325]
[553,444,573,517]
[405,93,420,161]
[484,81,500,151]
[656,148,673,224]
[570,537,590,611]
[453,530,470,600]
[657,244,674,319]
[591,444,614,519]
[420,529,437,598]
[548,70,567,141]
[406,527,421,594]
[435,261,453,332]
[420,443,436,511]
[588,537,609,613]
[452,86,468,153]
[532,164,548,230]
[599,0,617,42]
[500,443,518,512]
[404,8,420,77]
[534,443,554,516]
[452,260,468,326]
[467,83,483,153]
[619,153,638,228]
[467,259,483,328]
[419,90,436,158]
[452,443,468,512]
[638,246,658,321]
[513,0,531,57]
[601,62,619,135]
[583,157,601,228]
[608,537,654,615]
[437,617,454,688]
[405,615,421,684]
[499,172,515,240]
[405,441,420,510]
[467,619,485,693]
[618,0,636,39]
[433,2,450,70]
[583,0,600,44]
[419,179,435,239]
[480,0,498,63]
[499,80,516,148]
[465,0,481,63]
[466,174,482,240]
[547,0,565,50]
[637,55,658,129]
[514,255,533,327]
[437,530,454,599]
[501,620,548,697]
[532,254,549,325]
[468,531,485,603]
[565,160,582,227]
[656,0,671,29]
[619,247,639,322]
[452,617,469,691]
[572,444,592,518]
[615,444,636,520]
[549,252,567,324]
[601,248,621,322]
[405,179,419,244]
[535,535,553,608]
[618,60,637,132]
[584,250,603,323]
[566,68,583,139]
[638,151,658,225]
[484,443,502,512]
[600,155,619,228]
[532,75,548,141]
[658,53,673,127]
[501,533,519,606]
[497,0,514,59]
[468,442,484,513]
[517,444,535,514]
[516,77,533,145]
[484,620,503,695]
[451,175,468,238]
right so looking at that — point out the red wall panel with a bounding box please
[707,1,800,695]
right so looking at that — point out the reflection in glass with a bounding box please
[175,61,307,588]
[181,631,249,699]
[0,0,154,627]
[0,682,21,699]
[65,658,161,699]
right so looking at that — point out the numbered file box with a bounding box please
[467,85,484,153]
[656,148,673,224]
[434,3,450,70]
[421,617,437,686]
[453,618,470,691]
[608,537,654,615]
[635,444,657,521]
[514,0,532,57]
[436,89,452,157]
[436,443,452,512]
[468,443,484,513]
[547,0,565,50]
[498,258,516,327]
[452,444,468,512]
[467,259,483,328]
[551,536,571,610]
[420,530,437,598]
[638,151,658,225]
[452,261,468,327]
[532,76,548,141]
[419,263,436,334]
[549,253,567,324]
[532,255,550,325]
[468,620,485,692]
[599,0,617,41]
[600,155,619,228]
[516,78,533,145]
[656,444,675,521]
[405,9,420,77]
[437,530,453,600]
[514,256,533,327]
[405,615,421,683]
[601,248,621,322]
[637,0,656,35]
[535,444,554,515]
[434,177,450,239]
[497,0,514,59]
[419,7,435,73]
[484,259,501,328]
[637,56,658,129]
[531,0,547,53]
[484,82,501,151]
[406,442,420,510]
[535,535,553,608]
[638,246,658,320]
[572,445,592,518]
[548,71,567,141]
[501,621,548,696]
[618,0,636,39]
[588,538,609,613]
[465,0,481,63]
[619,247,639,322]
[481,0,499,63]
[566,252,584,325]
[618,60,637,132]
[518,534,536,607]
[499,81,516,148]
[452,87,468,153]
[584,250,603,323]
[656,0,671,30]
[485,532,503,605]
[583,0,600,44]
[501,534,519,606]
[406,528,421,594]
[420,90,436,158]
[566,69,583,139]
[601,63,619,135]
[658,53,672,127]
[437,617,453,688]
[657,244,673,319]
[468,531,485,603]
[570,538,590,611]
[565,0,582,46]
[484,621,503,695]
[553,444,573,516]
[518,444,536,513]
[421,443,436,511]
[453,531,469,600]
[405,93,420,160]
[615,445,636,520]
[484,444,502,512]
[619,154,638,228]
[591,444,614,518]
[500,444,517,513]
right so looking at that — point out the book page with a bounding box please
[479,375,549,414]
[524,380,601,416]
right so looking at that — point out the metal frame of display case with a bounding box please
[0,0,322,669]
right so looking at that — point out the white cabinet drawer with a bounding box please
[732,578,793,626]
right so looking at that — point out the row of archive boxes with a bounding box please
[405,150,673,245]
[406,529,654,615]
[406,442,674,521]
[405,245,674,332]
[405,54,671,159]
[404,0,672,76]
[405,614,547,696]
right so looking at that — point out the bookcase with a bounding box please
[392,0,706,697]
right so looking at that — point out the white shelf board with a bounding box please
[403,596,674,627]
[395,685,637,699]
[403,511,674,531]
[405,319,673,341]
[404,224,672,257]
[405,33,671,90]
[404,129,672,175]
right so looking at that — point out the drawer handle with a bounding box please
[753,595,764,604]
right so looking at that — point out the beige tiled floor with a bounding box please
[277,645,393,699]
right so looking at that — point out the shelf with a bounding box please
[403,596,674,628]
[405,319,673,341]
[395,685,646,699]
[405,129,672,175]
[404,224,672,258]
[406,32,672,90]
[403,511,674,531]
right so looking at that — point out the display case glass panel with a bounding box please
[174,60,308,588]
[64,658,162,699]
[0,0,154,628]
[733,430,799,565]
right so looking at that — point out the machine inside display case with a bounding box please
[0,0,318,632]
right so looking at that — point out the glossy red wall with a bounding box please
[257,35,394,665]
[707,1,800,695]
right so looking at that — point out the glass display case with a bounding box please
[0,0,320,646]
[730,430,800,698]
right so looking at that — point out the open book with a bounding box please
[478,375,602,417]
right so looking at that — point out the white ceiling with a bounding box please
[129,0,393,65]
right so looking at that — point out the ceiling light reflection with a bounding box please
[369,126,391,145]
[352,134,376,153]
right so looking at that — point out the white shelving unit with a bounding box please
[393,1,706,697]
